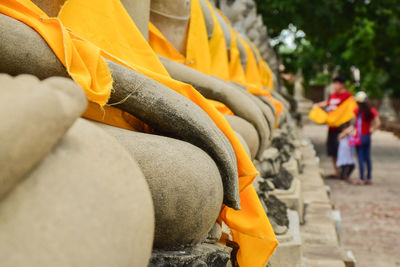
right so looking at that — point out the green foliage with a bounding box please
[255,0,400,98]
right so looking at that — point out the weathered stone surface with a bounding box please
[120,0,150,40]
[262,195,289,229]
[159,56,271,159]
[150,242,231,267]
[0,14,240,209]
[96,124,223,249]
[0,74,86,199]
[0,119,154,267]
[0,14,69,79]
[224,115,259,160]
[31,0,65,17]
[199,0,214,38]
[270,167,294,190]
[234,131,251,159]
[248,93,275,133]
[269,210,303,267]
[150,0,190,54]
[270,179,304,224]
[206,223,222,243]
[282,157,299,177]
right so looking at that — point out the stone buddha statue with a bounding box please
[0,0,245,264]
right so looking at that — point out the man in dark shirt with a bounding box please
[313,76,352,177]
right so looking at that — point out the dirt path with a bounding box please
[304,124,400,267]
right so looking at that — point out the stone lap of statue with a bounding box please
[0,74,155,267]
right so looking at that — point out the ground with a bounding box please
[304,124,400,267]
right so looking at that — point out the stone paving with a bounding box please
[304,124,400,267]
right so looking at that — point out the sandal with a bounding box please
[352,180,366,185]
[365,180,372,185]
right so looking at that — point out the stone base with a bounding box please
[149,242,231,267]
[270,179,304,223]
[269,210,303,267]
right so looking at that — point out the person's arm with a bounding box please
[371,116,381,133]
[313,100,328,108]
[339,125,354,139]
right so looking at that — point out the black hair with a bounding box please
[358,102,373,122]
[333,76,346,84]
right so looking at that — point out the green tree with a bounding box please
[255,0,400,98]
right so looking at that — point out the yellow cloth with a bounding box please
[308,107,328,124]
[260,59,275,91]
[0,0,112,107]
[221,185,278,267]
[148,3,277,265]
[237,35,264,93]
[148,22,185,64]
[327,97,357,127]
[308,98,357,127]
[208,100,234,115]
[241,38,282,118]
[204,0,230,81]
[228,25,248,86]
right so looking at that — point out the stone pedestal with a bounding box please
[270,179,304,223]
[149,242,231,267]
[268,210,303,267]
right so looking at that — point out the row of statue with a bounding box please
[0,0,303,266]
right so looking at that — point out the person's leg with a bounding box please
[339,165,346,180]
[363,134,372,180]
[342,165,352,181]
[356,145,365,180]
[347,164,355,178]
[333,157,339,177]
[327,130,340,177]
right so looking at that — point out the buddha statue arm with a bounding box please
[159,55,270,159]
[0,14,240,209]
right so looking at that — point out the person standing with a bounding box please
[336,123,356,182]
[352,91,381,185]
[314,76,353,178]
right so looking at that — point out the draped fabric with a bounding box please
[204,0,230,81]
[185,0,212,74]
[228,28,248,86]
[0,0,112,107]
[240,37,283,118]
[208,99,234,115]
[309,97,357,127]
[260,59,275,91]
